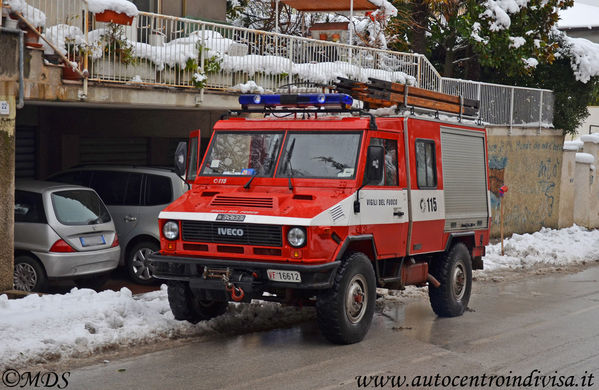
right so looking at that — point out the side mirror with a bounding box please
[174,141,187,177]
[366,145,384,184]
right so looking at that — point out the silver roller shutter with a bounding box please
[440,127,489,231]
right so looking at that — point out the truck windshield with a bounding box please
[200,132,284,176]
[277,132,361,179]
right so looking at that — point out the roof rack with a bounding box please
[334,77,480,121]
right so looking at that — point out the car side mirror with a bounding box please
[174,141,187,177]
[366,145,384,184]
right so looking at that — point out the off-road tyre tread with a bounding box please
[428,242,472,317]
[167,281,227,324]
[316,252,376,344]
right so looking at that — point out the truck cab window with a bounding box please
[364,138,398,186]
[415,140,437,188]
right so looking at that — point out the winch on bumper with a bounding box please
[149,253,340,302]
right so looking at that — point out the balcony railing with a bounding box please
[16,0,554,127]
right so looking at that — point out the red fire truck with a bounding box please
[150,93,490,344]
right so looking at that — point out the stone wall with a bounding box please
[487,127,565,237]
[0,32,18,291]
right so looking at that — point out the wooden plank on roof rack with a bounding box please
[371,90,478,116]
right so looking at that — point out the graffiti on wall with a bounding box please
[487,137,562,234]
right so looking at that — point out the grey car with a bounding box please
[48,166,188,284]
[14,180,120,292]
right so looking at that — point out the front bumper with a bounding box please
[149,253,340,299]
[34,246,120,278]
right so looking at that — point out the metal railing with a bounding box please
[15,0,554,127]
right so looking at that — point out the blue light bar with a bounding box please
[239,94,353,108]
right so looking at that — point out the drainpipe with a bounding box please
[1,27,25,109]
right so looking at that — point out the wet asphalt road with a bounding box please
[67,266,599,390]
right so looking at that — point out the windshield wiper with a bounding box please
[243,171,259,189]
[284,138,296,191]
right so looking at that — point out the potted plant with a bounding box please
[62,38,87,80]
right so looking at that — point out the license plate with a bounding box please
[80,235,106,247]
[267,269,301,283]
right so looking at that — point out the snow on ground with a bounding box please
[2,225,599,370]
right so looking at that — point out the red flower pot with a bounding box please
[62,62,82,80]
[95,9,134,25]
[24,27,42,48]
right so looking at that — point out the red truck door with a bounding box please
[358,131,409,258]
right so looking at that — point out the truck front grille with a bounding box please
[181,221,283,247]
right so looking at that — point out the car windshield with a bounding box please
[277,132,362,179]
[200,132,284,176]
[51,190,111,226]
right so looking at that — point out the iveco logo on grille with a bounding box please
[217,227,244,237]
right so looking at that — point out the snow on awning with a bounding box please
[280,0,377,12]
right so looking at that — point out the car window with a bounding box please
[14,190,46,223]
[145,174,172,206]
[49,171,92,187]
[124,173,143,206]
[51,190,111,226]
[90,171,130,206]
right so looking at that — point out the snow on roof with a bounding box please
[558,2,599,29]
[86,0,139,17]
[576,152,595,164]
[5,0,46,28]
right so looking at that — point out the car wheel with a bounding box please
[14,255,47,292]
[127,241,159,285]
[316,252,376,344]
[74,274,110,290]
[428,242,473,317]
[167,281,228,324]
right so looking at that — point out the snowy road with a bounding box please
[64,265,599,390]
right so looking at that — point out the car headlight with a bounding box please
[163,221,179,240]
[287,227,306,248]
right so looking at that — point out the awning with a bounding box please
[280,0,377,12]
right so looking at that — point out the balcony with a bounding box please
[4,0,553,127]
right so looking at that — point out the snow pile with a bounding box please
[232,80,265,94]
[0,285,314,370]
[580,133,599,144]
[41,25,86,56]
[5,0,46,28]
[575,152,594,164]
[563,35,599,84]
[87,0,139,17]
[563,139,582,151]
[482,225,599,272]
[480,0,530,31]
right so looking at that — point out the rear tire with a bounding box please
[316,252,376,344]
[167,281,228,324]
[127,241,159,285]
[14,255,47,292]
[428,242,472,317]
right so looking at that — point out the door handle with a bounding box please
[124,215,137,222]
[393,210,404,217]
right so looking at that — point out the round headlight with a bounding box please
[287,227,306,248]
[163,221,179,240]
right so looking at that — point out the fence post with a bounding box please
[417,55,421,88]
[538,90,543,134]
[288,37,293,87]
[509,88,514,134]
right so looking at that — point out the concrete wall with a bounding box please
[487,127,564,237]
[558,150,576,228]
[573,159,593,227]
[0,32,18,291]
[162,0,226,21]
[567,106,599,140]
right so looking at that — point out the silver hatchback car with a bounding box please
[14,180,120,292]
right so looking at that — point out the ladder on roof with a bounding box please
[334,77,480,119]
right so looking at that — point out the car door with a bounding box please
[89,171,142,246]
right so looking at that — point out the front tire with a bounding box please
[14,255,47,292]
[316,252,376,344]
[167,281,228,324]
[428,242,472,317]
[127,241,159,285]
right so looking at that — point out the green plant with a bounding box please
[100,22,136,65]
[196,43,222,73]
